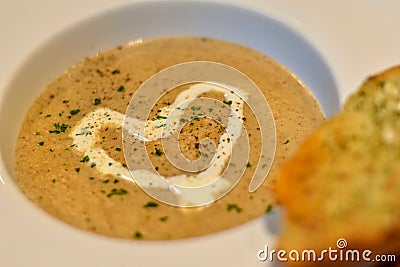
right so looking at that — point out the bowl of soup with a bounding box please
[0,1,339,266]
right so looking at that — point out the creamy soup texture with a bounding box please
[15,37,324,239]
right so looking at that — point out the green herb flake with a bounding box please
[70,109,80,115]
[115,147,122,152]
[155,148,163,156]
[144,201,159,208]
[75,167,80,173]
[223,100,233,106]
[266,204,274,214]
[38,141,45,146]
[117,85,125,92]
[134,231,143,239]
[108,162,113,166]
[156,115,167,120]
[80,155,90,163]
[45,114,52,118]
[208,107,214,112]
[246,162,251,168]
[51,179,56,184]
[102,179,110,184]
[49,123,68,134]
[227,203,242,213]
[90,162,97,168]
[190,106,200,111]
[94,98,101,106]
[154,123,166,129]
[36,132,41,136]
[89,177,95,180]
[180,118,187,123]
[106,188,128,198]
[113,179,119,184]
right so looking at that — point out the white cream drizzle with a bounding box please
[70,82,247,191]
[70,108,132,180]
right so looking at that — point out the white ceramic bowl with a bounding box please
[0,1,339,267]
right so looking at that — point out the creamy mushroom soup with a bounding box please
[15,37,324,239]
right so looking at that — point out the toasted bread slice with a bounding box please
[276,66,400,266]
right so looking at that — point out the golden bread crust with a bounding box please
[276,66,400,266]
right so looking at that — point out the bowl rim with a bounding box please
[0,1,339,266]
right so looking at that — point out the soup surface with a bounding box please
[15,37,324,239]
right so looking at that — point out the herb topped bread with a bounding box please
[276,66,400,266]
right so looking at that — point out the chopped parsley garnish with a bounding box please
[45,114,51,118]
[49,123,68,134]
[36,132,41,135]
[227,203,242,213]
[144,201,159,208]
[223,100,233,106]
[208,107,214,112]
[106,188,128,198]
[94,98,101,106]
[191,106,200,111]
[180,118,187,123]
[113,179,119,184]
[102,179,110,184]
[246,162,251,168]
[69,109,80,115]
[51,179,56,184]
[156,115,167,120]
[38,141,45,146]
[117,85,125,92]
[154,123,166,129]
[75,167,80,173]
[155,148,163,156]
[89,177,95,180]
[80,155,90,163]
[115,147,122,152]
[90,162,96,168]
